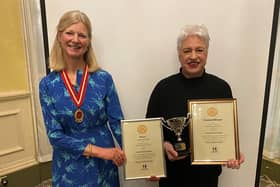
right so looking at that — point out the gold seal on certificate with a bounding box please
[188,98,240,165]
[121,118,166,180]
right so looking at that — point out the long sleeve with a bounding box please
[39,77,88,159]
[104,74,124,147]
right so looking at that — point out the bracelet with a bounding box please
[86,144,92,159]
[89,144,93,157]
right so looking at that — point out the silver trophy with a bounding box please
[162,114,190,157]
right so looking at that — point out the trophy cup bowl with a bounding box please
[162,115,190,157]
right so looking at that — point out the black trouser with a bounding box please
[159,175,218,187]
[159,159,220,187]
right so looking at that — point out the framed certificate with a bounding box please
[121,118,166,180]
[188,98,240,165]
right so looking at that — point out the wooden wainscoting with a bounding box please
[0,91,37,176]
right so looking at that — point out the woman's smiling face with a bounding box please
[178,35,208,78]
[58,22,90,60]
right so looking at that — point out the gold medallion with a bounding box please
[74,108,84,123]
[61,65,89,124]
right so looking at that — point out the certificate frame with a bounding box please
[121,118,166,180]
[188,98,240,165]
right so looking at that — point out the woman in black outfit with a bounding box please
[146,24,245,187]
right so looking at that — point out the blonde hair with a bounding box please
[49,10,99,72]
[177,24,210,51]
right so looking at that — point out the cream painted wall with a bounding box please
[0,0,29,91]
[0,0,37,175]
[44,1,275,186]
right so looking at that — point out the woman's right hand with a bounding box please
[164,141,186,161]
[92,146,126,166]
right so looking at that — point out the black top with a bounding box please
[146,69,233,187]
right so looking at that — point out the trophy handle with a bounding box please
[161,119,182,141]
[183,113,191,128]
[161,118,173,131]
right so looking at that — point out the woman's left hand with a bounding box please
[226,152,245,169]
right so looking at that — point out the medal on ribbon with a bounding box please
[74,108,84,123]
[61,65,89,124]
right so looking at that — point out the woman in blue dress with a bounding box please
[39,10,126,187]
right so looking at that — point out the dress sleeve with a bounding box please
[39,78,88,159]
[104,74,124,147]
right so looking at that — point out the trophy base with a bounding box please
[174,142,189,157]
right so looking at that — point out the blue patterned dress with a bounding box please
[39,69,123,187]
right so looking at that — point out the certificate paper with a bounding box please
[121,118,166,180]
[188,99,240,165]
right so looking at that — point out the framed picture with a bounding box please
[188,98,240,165]
[121,118,166,180]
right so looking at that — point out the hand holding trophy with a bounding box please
[162,114,190,158]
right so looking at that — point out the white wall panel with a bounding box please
[43,1,275,186]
